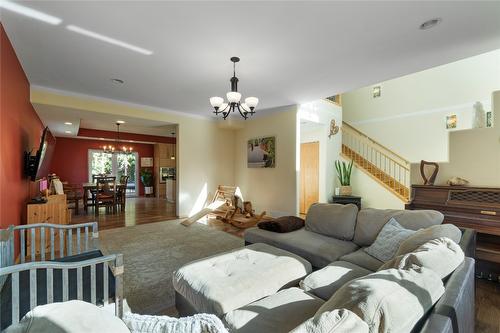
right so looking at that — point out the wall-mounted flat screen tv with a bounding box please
[24,127,56,181]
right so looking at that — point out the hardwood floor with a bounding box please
[476,279,500,333]
[71,199,500,330]
[70,197,177,230]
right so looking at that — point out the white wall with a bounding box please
[298,100,342,204]
[350,166,405,209]
[411,90,500,187]
[343,49,500,163]
[234,106,299,216]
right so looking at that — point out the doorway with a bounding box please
[88,149,139,196]
[300,142,319,215]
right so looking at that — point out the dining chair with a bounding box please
[87,174,106,210]
[62,183,83,215]
[95,177,116,216]
[116,175,129,212]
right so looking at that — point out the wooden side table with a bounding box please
[331,195,362,210]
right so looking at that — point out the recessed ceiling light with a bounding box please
[65,130,71,134]
[0,1,62,25]
[64,122,73,125]
[111,78,124,84]
[419,18,442,30]
[116,120,126,124]
[66,25,153,55]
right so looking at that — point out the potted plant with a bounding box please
[335,159,353,196]
[140,168,154,195]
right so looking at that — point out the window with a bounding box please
[88,149,139,196]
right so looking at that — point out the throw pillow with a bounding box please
[5,300,130,333]
[305,203,358,240]
[396,224,462,256]
[380,237,465,279]
[123,312,229,333]
[364,218,416,262]
[290,309,369,333]
[316,267,445,333]
[258,216,305,233]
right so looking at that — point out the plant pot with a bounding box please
[144,186,153,195]
[339,186,352,196]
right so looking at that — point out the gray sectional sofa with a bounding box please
[244,204,476,333]
[174,203,476,333]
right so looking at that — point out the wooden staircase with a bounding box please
[341,122,410,202]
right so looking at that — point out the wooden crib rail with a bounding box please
[0,253,124,327]
[0,222,99,267]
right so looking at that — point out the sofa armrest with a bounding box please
[416,257,475,333]
[458,228,476,258]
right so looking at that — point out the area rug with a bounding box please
[99,220,243,315]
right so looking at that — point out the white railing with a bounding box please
[342,121,411,195]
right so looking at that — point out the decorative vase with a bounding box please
[145,186,153,195]
[339,186,352,196]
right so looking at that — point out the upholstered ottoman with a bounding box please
[173,243,312,316]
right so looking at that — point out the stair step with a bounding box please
[343,144,409,201]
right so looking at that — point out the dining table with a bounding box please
[82,182,127,213]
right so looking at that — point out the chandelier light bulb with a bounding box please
[245,97,259,109]
[210,96,224,108]
[227,92,241,103]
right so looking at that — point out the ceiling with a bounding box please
[300,119,325,133]
[33,103,177,137]
[2,1,500,118]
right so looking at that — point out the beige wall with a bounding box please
[411,90,500,187]
[343,49,500,163]
[234,106,299,216]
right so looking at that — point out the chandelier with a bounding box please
[209,57,259,120]
[102,122,133,154]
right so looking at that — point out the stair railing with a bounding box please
[341,121,411,195]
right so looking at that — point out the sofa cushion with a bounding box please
[301,261,372,300]
[317,267,445,333]
[290,309,369,333]
[396,224,462,256]
[353,209,444,247]
[244,228,359,268]
[339,249,383,272]
[380,237,465,279]
[173,243,312,316]
[364,218,416,262]
[223,287,324,333]
[305,203,358,240]
[5,300,130,333]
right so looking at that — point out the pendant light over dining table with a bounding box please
[209,57,259,120]
[102,122,133,154]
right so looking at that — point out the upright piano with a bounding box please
[406,185,500,281]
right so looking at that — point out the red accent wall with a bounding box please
[49,138,154,196]
[0,24,45,229]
